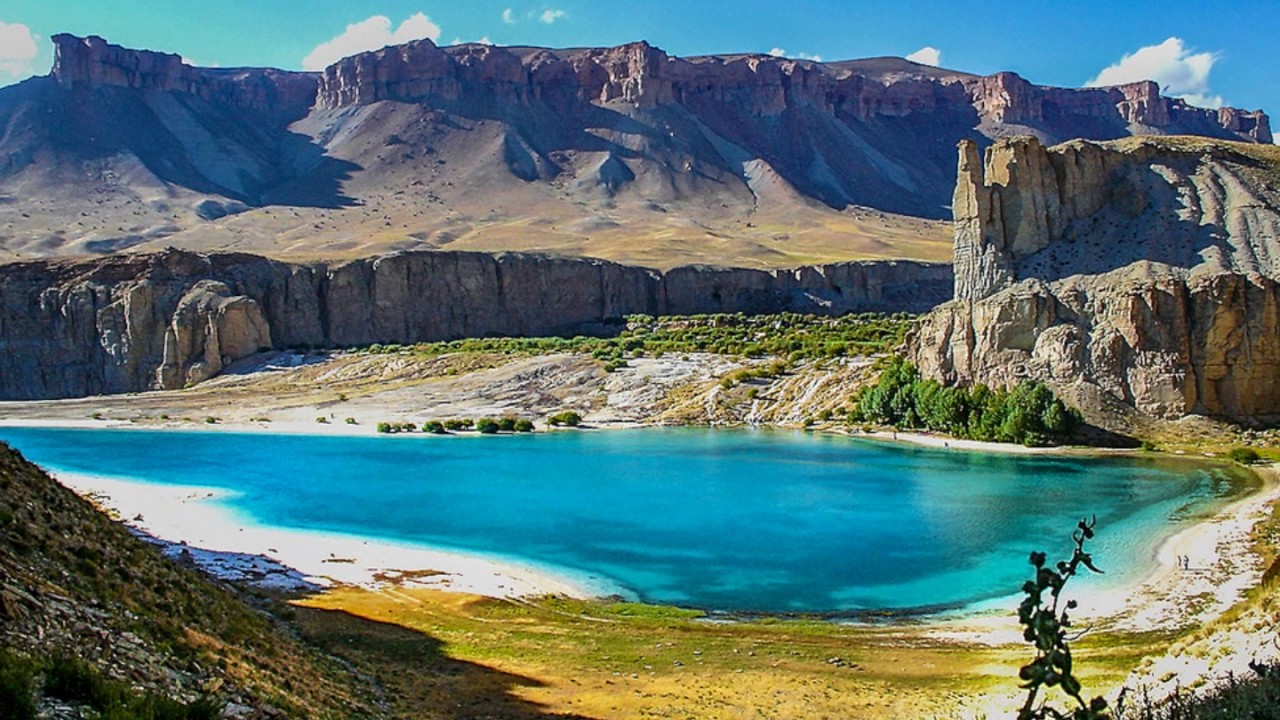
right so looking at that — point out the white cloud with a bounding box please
[906,46,941,67]
[450,36,493,46]
[302,13,442,71]
[502,8,516,24]
[0,21,39,79]
[766,48,821,62]
[539,8,566,24]
[1086,37,1224,108]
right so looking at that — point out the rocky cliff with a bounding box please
[0,34,1269,266]
[0,250,949,399]
[908,136,1280,421]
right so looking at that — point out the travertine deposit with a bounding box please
[909,136,1280,421]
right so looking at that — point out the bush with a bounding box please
[315,416,329,424]
[344,417,357,425]
[497,416,518,432]
[547,411,582,427]
[422,420,447,434]
[1228,447,1261,465]
[514,419,535,432]
[204,416,219,424]
[475,418,500,434]
[0,650,36,720]
[443,418,473,431]
[376,422,392,434]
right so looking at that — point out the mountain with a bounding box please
[0,34,1269,268]
[907,135,1280,424]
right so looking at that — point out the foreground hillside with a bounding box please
[0,34,1268,266]
[0,443,375,717]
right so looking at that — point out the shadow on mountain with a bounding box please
[0,76,360,211]
[291,605,599,720]
[1014,163,1226,283]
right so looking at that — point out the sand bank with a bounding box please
[54,470,629,601]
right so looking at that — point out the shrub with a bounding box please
[1015,518,1108,720]
[475,418,500,434]
[204,416,219,424]
[422,420,447,434]
[376,422,392,434]
[344,417,357,425]
[444,418,473,431]
[514,419,535,432]
[315,416,329,424]
[0,650,36,720]
[1228,447,1261,465]
[497,416,518,432]
[548,411,582,427]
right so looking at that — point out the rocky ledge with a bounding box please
[908,136,1280,422]
[0,250,950,400]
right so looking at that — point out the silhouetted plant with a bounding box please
[1017,516,1109,720]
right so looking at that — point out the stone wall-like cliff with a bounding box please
[0,250,950,400]
[312,39,1271,143]
[908,136,1280,421]
[50,34,319,124]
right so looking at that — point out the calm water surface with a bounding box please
[0,426,1239,614]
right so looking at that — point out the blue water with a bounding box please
[0,426,1241,614]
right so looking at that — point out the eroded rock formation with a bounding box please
[0,250,950,399]
[908,136,1280,421]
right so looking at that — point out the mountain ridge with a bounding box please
[0,33,1268,267]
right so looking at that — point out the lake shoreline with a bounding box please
[2,418,1273,640]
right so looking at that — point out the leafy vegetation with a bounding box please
[474,418,500,434]
[362,312,913,364]
[547,411,582,427]
[850,358,1080,446]
[1227,447,1261,465]
[0,650,221,720]
[1016,517,1109,720]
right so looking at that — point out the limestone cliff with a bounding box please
[0,250,950,400]
[908,136,1280,421]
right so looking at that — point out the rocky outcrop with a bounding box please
[51,34,318,124]
[313,39,1272,144]
[909,136,1280,421]
[0,250,950,400]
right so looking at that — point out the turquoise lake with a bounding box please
[0,426,1241,614]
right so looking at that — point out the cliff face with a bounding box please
[908,136,1280,421]
[51,33,318,124]
[0,250,950,400]
[0,35,1270,267]
[314,40,1271,143]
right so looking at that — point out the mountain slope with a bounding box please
[0,34,1269,267]
[0,442,376,717]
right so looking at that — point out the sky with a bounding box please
[1,0,1277,117]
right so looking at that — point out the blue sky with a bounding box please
[2,0,1277,115]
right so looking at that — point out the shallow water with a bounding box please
[0,426,1239,613]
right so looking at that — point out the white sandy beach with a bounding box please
[53,470,629,601]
